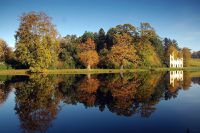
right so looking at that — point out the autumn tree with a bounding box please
[0,39,9,63]
[107,33,139,69]
[114,33,133,45]
[163,38,181,67]
[164,43,179,67]
[0,39,15,68]
[107,45,139,69]
[106,24,137,49]
[115,24,137,37]
[134,23,163,67]
[77,38,99,69]
[182,47,191,67]
[136,42,162,67]
[15,12,59,72]
[139,22,156,42]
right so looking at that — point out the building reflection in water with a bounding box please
[170,71,183,87]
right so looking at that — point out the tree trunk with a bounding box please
[120,65,123,70]
[120,72,124,78]
[87,64,91,79]
[87,64,91,70]
[120,64,123,78]
[87,73,91,79]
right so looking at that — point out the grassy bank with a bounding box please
[0,67,200,75]
[150,67,200,72]
[47,67,200,74]
[0,63,12,70]
[0,69,27,75]
[190,59,200,67]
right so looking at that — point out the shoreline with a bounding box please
[0,67,200,75]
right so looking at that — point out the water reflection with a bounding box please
[0,71,199,132]
[170,71,183,87]
[14,74,62,132]
[0,76,12,105]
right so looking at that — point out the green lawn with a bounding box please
[190,58,200,67]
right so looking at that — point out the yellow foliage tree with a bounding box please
[164,45,179,67]
[77,38,99,69]
[182,47,191,67]
[0,39,9,62]
[15,12,59,72]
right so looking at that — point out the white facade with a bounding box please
[170,71,183,87]
[170,53,183,68]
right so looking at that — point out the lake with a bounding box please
[0,71,200,133]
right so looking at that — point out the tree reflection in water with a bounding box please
[0,71,198,132]
[14,74,62,133]
[0,76,12,105]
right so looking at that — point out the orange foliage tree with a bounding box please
[107,44,139,69]
[77,38,99,69]
[107,33,139,69]
[114,33,133,45]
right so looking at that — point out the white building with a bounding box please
[170,53,183,68]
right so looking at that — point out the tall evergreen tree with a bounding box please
[96,28,106,53]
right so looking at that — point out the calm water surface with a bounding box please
[0,71,200,133]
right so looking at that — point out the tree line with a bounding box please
[0,12,192,72]
[192,51,200,58]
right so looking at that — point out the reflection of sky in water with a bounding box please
[0,90,19,133]
[0,72,200,133]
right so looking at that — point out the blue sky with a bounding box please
[0,0,200,51]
